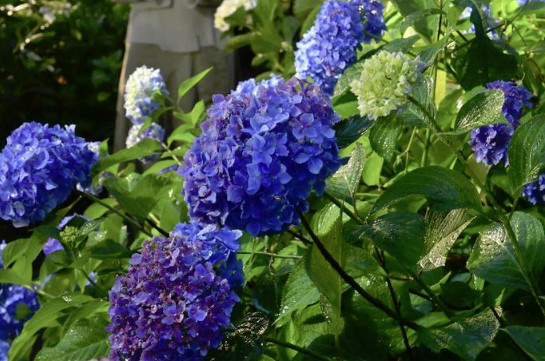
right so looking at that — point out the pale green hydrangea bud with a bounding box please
[350,51,424,120]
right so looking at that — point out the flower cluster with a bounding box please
[43,214,89,256]
[294,0,386,95]
[126,122,165,164]
[523,174,545,205]
[351,51,424,120]
[124,66,169,125]
[0,242,39,353]
[214,0,257,32]
[180,76,342,236]
[76,141,106,196]
[0,122,98,227]
[469,81,534,166]
[107,222,243,361]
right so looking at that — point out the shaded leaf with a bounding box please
[467,212,545,291]
[369,114,403,161]
[334,116,373,147]
[506,326,545,361]
[326,143,365,202]
[92,139,161,175]
[453,89,507,134]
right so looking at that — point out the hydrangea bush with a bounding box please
[2,1,545,361]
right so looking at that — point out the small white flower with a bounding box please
[214,0,257,32]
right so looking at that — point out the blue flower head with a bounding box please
[486,80,534,127]
[469,82,534,166]
[0,122,98,227]
[0,242,39,342]
[77,141,108,196]
[523,173,545,205]
[124,66,169,125]
[294,0,386,95]
[180,76,343,236]
[107,222,243,361]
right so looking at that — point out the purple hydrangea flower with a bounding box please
[469,82,533,166]
[486,80,534,127]
[0,122,98,227]
[0,243,39,342]
[294,0,386,95]
[523,173,545,204]
[126,122,165,164]
[124,66,169,125]
[180,76,343,236]
[107,222,243,361]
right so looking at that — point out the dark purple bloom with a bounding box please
[523,173,545,204]
[107,222,243,361]
[486,81,534,127]
[0,242,39,342]
[294,0,386,95]
[469,82,534,166]
[0,122,98,227]
[180,76,342,236]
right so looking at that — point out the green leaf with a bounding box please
[399,9,443,34]
[177,67,212,101]
[380,35,421,53]
[419,209,473,272]
[333,101,359,119]
[334,116,372,147]
[418,39,447,66]
[334,62,362,97]
[354,212,425,271]
[35,318,109,361]
[92,139,161,175]
[467,212,545,291]
[225,32,260,51]
[452,89,506,134]
[389,0,432,40]
[326,144,365,201]
[294,0,323,15]
[369,114,403,161]
[104,173,179,221]
[506,326,545,361]
[519,1,545,15]
[276,259,320,327]
[440,282,479,309]
[88,240,132,261]
[362,152,383,186]
[9,295,94,361]
[306,203,343,326]
[419,308,500,361]
[508,114,545,195]
[371,166,482,215]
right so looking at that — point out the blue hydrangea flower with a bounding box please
[486,80,534,127]
[180,76,343,236]
[124,66,169,125]
[523,173,545,204]
[76,141,107,196]
[126,122,165,164]
[469,124,513,166]
[0,243,39,342]
[0,122,98,227]
[107,222,243,361]
[294,0,386,95]
[0,339,9,361]
[469,82,534,166]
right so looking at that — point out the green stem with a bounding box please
[264,337,332,361]
[78,191,153,238]
[296,209,421,331]
[408,96,545,318]
[324,192,364,225]
[238,251,302,259]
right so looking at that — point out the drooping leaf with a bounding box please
[506,326,545,361]
[508,114,545,195]
[419,209,473,272]
[419,308,500,360]
[369,114,403,161]
[276,259,320,327]
[326,143,365,201]
[371,166,482,215]
[452,89,507,134]
[467,212,545,291]
[35,318,109,361]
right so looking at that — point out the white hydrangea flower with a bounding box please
[124,66,169,125]
[350,51,424,120]
[214,0,257,32]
